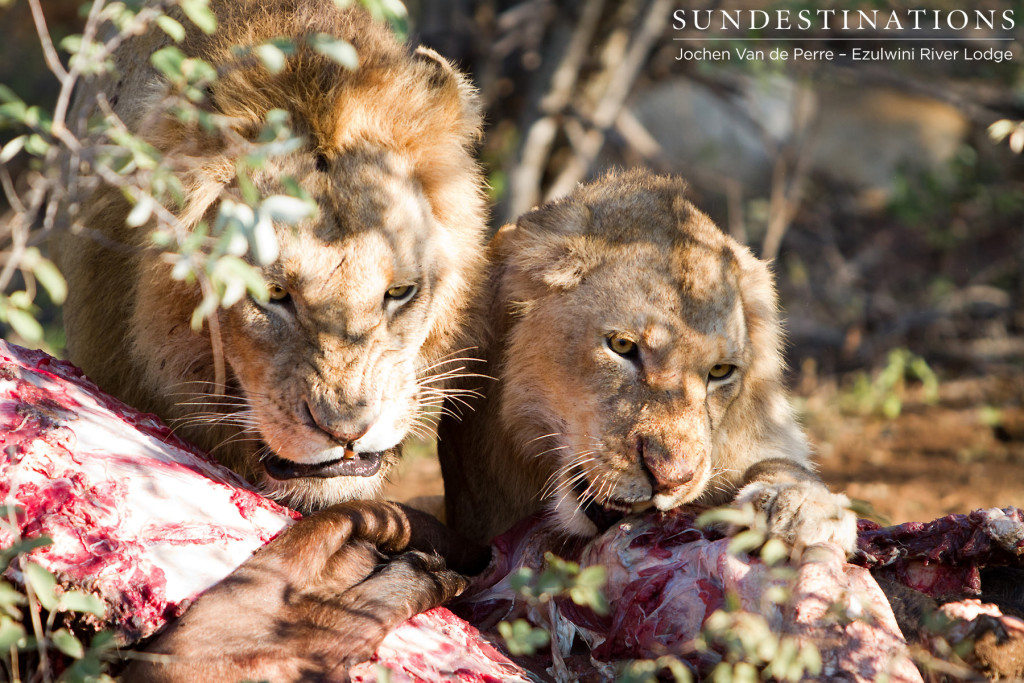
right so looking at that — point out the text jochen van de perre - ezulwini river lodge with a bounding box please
[671,7,1017,64]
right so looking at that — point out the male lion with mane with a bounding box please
[440,169,856,553]
[56,1,489,679]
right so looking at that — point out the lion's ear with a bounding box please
[500,207,602,293]
[732,244,785,381]
[413,46,482,139]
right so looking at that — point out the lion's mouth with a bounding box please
[571,470,632,532]
[262,450,384,480]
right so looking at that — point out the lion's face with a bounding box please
[208,150,462,508]
[62,7,491,514]
[494,177,786,537]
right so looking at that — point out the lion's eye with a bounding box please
[606,334,637,358]
[385,284,417,304]
[267,283,290,303]
[708,364,735,381]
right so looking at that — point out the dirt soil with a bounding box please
[804,371,1024,525]
[385,370,1024,527]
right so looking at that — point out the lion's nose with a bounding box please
[639,436,695,492]
[302,400,371,447]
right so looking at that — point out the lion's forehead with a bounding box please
[276,229,427,304]
[593,250,742,327]
[249,143,428,233]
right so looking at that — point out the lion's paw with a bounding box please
[734,479,857,555]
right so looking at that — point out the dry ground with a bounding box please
[808,372,1024,525]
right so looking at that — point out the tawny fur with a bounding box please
[55,0,487,512]
[439,169,855,551]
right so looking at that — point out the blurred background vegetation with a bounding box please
[1,0,1023,523]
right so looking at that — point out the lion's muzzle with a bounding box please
[638,435,697,492]
[301,398,374,448]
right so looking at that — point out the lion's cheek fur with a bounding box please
[128,261,208,412]
[697,376,811,508]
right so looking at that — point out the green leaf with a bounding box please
[0,135,25,164]
[235,166,259,205]
[0,581,25,610]
[260,195,315,224]
[51,628,85,659]
[359,0,409,39]
[89,629,117,654]
[23,134,50,157]
[7,308,43,342]
[0,101,28,126]
[309,34,358,70]
[191,292,218,330]
[216,222,250,258]
[171,256,194,281]
[0,84,23,104]
[378,0,409,20]
[507,567,534,593]
[881,393,902,420]
[0,535,51,568]
[373,664,393,683]
[19,246,40,269]
[60,34,84,55]
[281,176,311,201]
[568,565,608,614]
[212,256,267,307]
[733,662,758,683]
[988,119,1015,142]
[59,590,106,618]
[23,562,58,611]
[726,528,765,557]
[575,565,606,589]
[7,290,31,309]
[696,506,751,529]
[151,45,186,81]
[759,538,788,566]
[180,0,217,34]
[656,656,694,683]
[33,258,67,305]
[569,584,609,615]
[126,195,155,227]
[1011,128,1024,155]
[181,57,217,86]
[156,15,186,42]
[255,43,287,74]
[0,616,25,650]
[251,215,279,265]
[497,619,549,656]
[59,656,109,683]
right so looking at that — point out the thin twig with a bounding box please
[0,165,26,215]
[7,642,19,683]
[199,277,227,395]
[613,107,749,243]
[544,0,674,201]
[51,0,108,138]
[26,0,68,83]
[506,0,606,219]
[761,85,816,262]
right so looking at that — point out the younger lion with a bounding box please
[439,169,855,552]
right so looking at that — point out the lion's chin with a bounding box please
[550,460,712,537]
